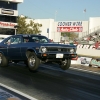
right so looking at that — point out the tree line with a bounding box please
[16,16,78,40]
[16,16,42,34]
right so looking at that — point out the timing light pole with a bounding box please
[54,11,57,42]
[14,25,19,35]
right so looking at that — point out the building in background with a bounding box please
[32,19,89,42]
[0,0,23,38]
[37,17,100,42]
[25,18,61,42]
[25,17,100,42]
[0,0,100,42]
[89,17,100,33]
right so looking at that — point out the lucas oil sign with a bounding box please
[57,21,83,32]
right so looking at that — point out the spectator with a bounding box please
[95,32,97,35]
[87,35,92,41]
[24,39,29,43]
[95,41,99,49]
[73,40,78,46]
[49,39,54,43]
[65,40,69,44]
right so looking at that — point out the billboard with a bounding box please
[57,21,83,32]
[1,9,14,15]
[0,8,18,16]
[0,21,17,28]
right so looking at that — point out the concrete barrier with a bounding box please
[77,48,100,58]
[76,44,100,58]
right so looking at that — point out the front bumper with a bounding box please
[37,53,77,59]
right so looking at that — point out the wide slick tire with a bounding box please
[60,59,71,70]
[27,52,40,72]
[0,54,8,67]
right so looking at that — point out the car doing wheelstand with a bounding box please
[0,34,77,72]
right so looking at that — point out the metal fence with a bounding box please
[79,25,100,43]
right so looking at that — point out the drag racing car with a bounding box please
[0,34,77,72]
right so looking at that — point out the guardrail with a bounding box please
[76,44,100,58]
[72,44,100,68]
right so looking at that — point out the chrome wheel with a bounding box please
[28,52,40,72]
[0,54,8,67]
[60,59,71,70]
[29,56,36,67]
[62,59,67,66]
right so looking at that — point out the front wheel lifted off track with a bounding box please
[60,59,71,70]
[0,54,8,67]
[27,52,40,72]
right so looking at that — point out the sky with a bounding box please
[18,0,100,21]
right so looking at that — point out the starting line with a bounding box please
[0,83,37,100]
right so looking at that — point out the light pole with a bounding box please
[47,28,49,38]
[15,28,17,35]
[14,25,19,35]
[54,11,57,42]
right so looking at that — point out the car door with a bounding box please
[6,36,22,60]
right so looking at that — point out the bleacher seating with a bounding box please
[78,26,100,44]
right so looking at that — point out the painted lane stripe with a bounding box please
[41,64,100,75]
[0,83,38,100]
[70,67,100,75]
[40,65,100,81]
[0,88,20,100]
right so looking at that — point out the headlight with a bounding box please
[70,48,74,53]
[41,47,47,53]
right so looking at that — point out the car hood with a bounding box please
[40,43,76,48]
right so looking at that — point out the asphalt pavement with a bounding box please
[0,64,100,100]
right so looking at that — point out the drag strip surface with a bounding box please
[0,63,100,100]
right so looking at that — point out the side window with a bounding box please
[11,37,21,44]
[40,38,48,43]
[5,37,21,44]
[5,38,11,45]
[24,38,29,43]
[32,37,39,42]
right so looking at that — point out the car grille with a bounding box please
[46,47,70,52]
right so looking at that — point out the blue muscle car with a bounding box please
[0,34,77,72]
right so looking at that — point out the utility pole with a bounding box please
[54,11,57,42]
[14,25,19,35]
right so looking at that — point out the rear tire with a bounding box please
[0,54,8,67]
[60,59,71,70]
[27,52,40,72]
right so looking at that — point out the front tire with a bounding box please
[60,59,71,70]
[27,52,40,72]
[0,54,8,67]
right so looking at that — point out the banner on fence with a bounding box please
[71,55,100,68]
[90,58,100,67]
[77,57,92,66]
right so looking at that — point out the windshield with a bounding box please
[32,36,49,43]
[0,37,5,42]
[23,36,50,43]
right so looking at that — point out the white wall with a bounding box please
[26,19,89,42]
[89,17,100,33]
[26,19,61,42]
[78,21,89,38]
[25,17,100,41]
[77,48,100,57]
[34,19,54,39]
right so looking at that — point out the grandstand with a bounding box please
[78,25,100,44]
